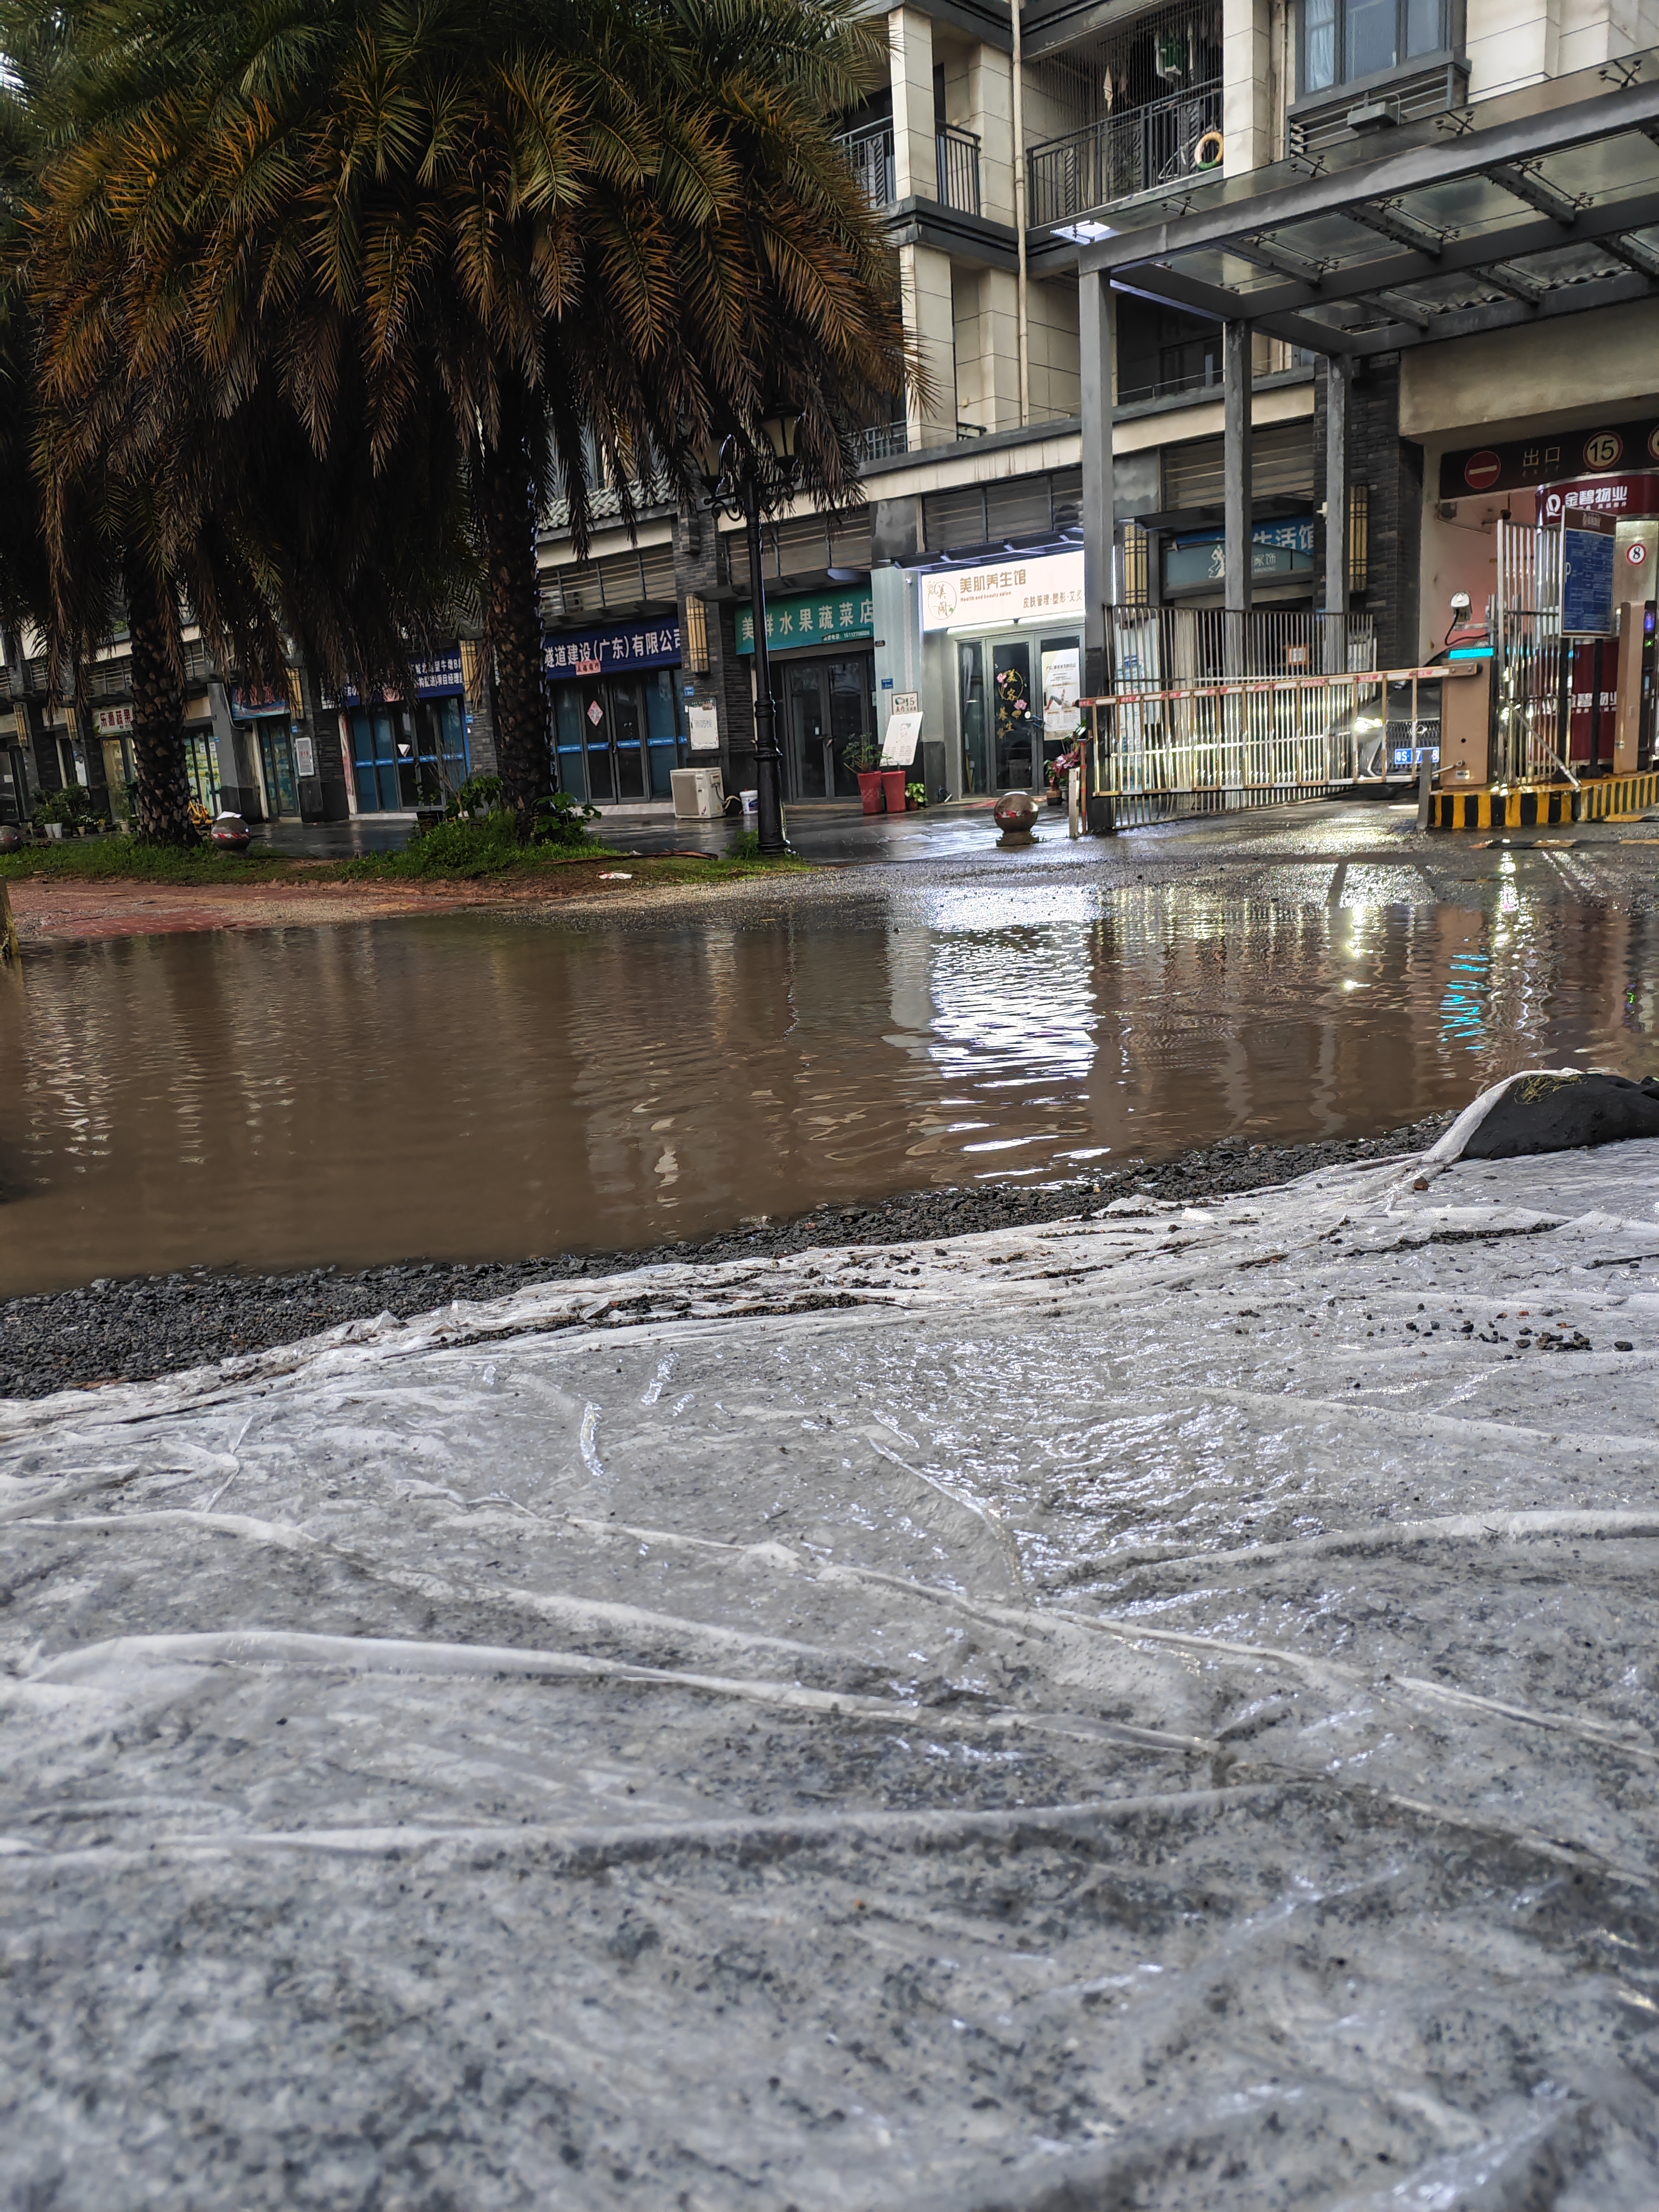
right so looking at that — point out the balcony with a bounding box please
[839,120,895,211]
[935,125,982,216]
[835,121,982,217]
[1027,81,1223,230]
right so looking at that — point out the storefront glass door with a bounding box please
[1037,634,1083,788]
[959,643,991,794]
[350,709,403,811]
[784,665,830,797]
[257,720,300,818]
[782,656,871,798]
[992,641,1037,791]
[582,679,648,802]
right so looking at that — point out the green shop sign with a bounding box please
[736,588,873,655]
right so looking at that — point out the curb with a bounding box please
[1428,769,1659,830]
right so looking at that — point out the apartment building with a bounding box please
[9,0,1655,827]
[539,0,1659,809]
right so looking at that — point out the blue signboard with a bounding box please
[1561,517,1616,636]
[229,683,292,721]
[1164,516,1317,591]
[543,622,682,677]
[338,648,466,705]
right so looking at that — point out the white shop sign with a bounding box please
[686,704,720,753]
[919,550,1085,633]
[93,705,134,738]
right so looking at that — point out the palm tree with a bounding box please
[17,0,908,835]
[10,2,482,841]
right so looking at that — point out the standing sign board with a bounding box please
[880,710,923,767]
[1562,508,1617,636]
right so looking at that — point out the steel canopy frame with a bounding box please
[1075,46,1659,356]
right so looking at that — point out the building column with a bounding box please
[209,681,260,818]
[295,657,352,822]
[1080,269,1116,697]
[1222,0,1273,176]
[900,242,959,450]
[889,8,936,202]
[1223,318,1253,645]
[1324,355,1349,676]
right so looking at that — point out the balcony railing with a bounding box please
[859,420,909,462]
[835,121,982,215]
[935,125,981,215]
[1027,82,1224,228]
[838,120,895,211]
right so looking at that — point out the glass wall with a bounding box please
[780,654,872,798]
[184,736,221,816]
[550,670,682,802]
[347,695,469,812]
[958,632,1082,794]
[257,721,301,819]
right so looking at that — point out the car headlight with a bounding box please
[1353,716,1384,731]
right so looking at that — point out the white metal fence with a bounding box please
[1494,515,1574,786]
[1105,606,1375,689]
[1085,665,1444,825]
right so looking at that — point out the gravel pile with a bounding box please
[1,1112,1454,1399]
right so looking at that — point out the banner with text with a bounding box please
[736,590,873,655]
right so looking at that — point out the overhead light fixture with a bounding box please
[1052,219,1116,244]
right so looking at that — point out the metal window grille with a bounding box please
[683,597,710,676]
[1121,524,1151,607]
[1348,484,1370,595]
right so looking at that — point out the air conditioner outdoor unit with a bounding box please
[671,766,725,821]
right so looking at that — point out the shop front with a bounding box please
[736,587,874,800]
[1435,417,1659,775]
[93,705,135,822]
[341,650,470,814]
[231,683,304,820]
[544,621,682,802]
[920,552,1086,797]
[1162,518,1318,603]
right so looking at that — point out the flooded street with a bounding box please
[2,809,1656,1296]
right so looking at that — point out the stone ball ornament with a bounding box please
[993,789,1041,843]
[210,812,252,854]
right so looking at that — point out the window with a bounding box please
[1301,0,1445,93]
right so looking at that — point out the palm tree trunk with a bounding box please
[477,384,549,836]
[124,557,197,845]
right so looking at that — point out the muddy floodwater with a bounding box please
[3,846,1656,1296]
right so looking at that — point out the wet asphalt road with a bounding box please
[5,797,1655,1397]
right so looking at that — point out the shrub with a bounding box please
[399,814,521,876]
[527,791,601,846]
[39,783,99,828]
[447,771,504,819]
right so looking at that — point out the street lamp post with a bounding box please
[699,417,799,858]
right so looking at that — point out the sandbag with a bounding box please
[1426,1066,1659,1162]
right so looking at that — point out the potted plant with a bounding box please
[880,760,908,817]
[39,784,97,840]
[905,781,926,811]
[843,737,884,814]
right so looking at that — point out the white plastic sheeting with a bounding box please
[3,1142,1658,2210]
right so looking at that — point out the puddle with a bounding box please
[2,878,1655,1295]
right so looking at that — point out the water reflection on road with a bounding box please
[2,862,1655,1294]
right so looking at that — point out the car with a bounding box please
[1325,669,1444,783]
